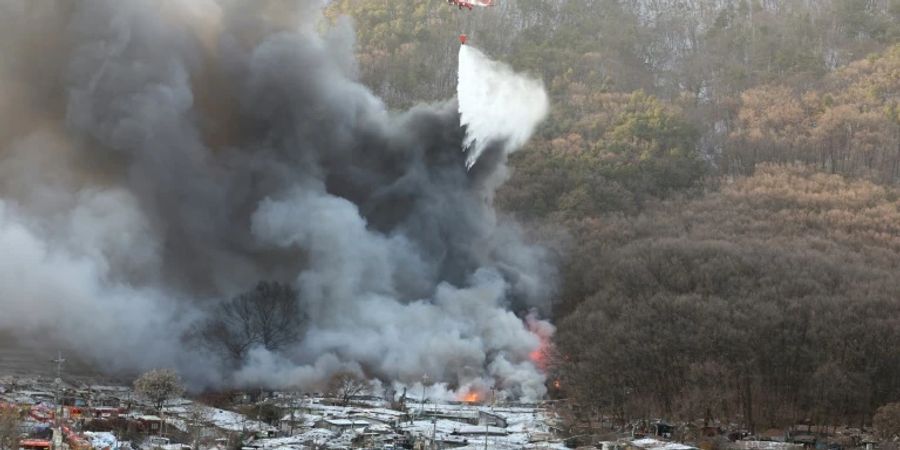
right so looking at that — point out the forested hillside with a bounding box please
[555,165,900,429]
[326,0,900,430]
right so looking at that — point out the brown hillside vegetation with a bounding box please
[556,164,900,430]
[726,45,900,183]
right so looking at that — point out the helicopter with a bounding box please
[447,0,493,11]
[446,0,494,44]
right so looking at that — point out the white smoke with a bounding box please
[457,45,549,169]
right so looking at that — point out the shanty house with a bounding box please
[729,441,804,450]
[477,410,507,428]
[655,422,675,438]
[279,411,313,435]
[789,434,818,448]
[313,418,369,433]
[420,410,479,425]
[625,437,699,450]
[134,415,162,434]
[453,425,509,437]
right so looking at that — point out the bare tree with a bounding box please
[134,369,185,412]
[196,281,305,362]
[327,372,369,406]
[185,404,212,450]
[875,402,900,440]
[553,166,900,427]
[286,408,305,436]
[0,406,21,450]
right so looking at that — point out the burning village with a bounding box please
[3,0,900,450]
[0,371,564,449]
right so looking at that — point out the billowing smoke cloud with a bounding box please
[0,0,554,400]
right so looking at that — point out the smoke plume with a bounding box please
[0,0,553,400]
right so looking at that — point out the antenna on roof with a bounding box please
[51,351,66,381]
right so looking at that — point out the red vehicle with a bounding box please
[20,440,52,450]
[447,0,493,10]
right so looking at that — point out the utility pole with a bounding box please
[289,392,296,436]
[50,351,66,450]
[419,374,428,420]
[486,386,497,450]
[86,384,94,426]
[53,351,65,383]
[255,387,264,438]
[490,387,496,409]
[431,417,437,450]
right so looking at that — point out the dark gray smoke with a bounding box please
[0,0,554,400]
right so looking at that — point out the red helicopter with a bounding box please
[447,0,494,11]
[447,0,493,45]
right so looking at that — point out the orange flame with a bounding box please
[529,334,550,370]
[525,313,554,372]
[460,391,482,403]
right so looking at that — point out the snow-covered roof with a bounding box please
[364,423,392,433]
[630,438,698,450]
[357,407,405,417]
[319,419,369,427]
[456,425,509,435]
[83,431,119,450]
[731,441,803,450]
[201,406,274,432]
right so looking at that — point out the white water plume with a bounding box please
[457,45,549,169]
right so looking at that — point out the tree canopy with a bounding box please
[555,165,900,429]
[134,369,185,411]
[196,281,305,363]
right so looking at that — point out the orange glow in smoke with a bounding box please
[529,334,550,370]
[461,391,482,403]
[529,347,545,365]
[525,314,554,373]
